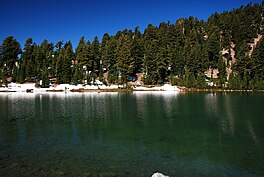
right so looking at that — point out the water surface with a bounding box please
[0,92,263,177]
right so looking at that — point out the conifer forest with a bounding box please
[1,2,264,89]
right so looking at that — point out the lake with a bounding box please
[0,92,263,177]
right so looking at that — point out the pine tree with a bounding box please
[76,36,88,66]
[72,66,81,85]
[107,37,118,68]
[0,36,21,76]
[184,67,195,88]
[76,37,89,82]
[228,72,242,89]
[197,73,206,88]
[2,69,7,87]
[63,41,74,83]
[22,38,34,61]
[56,48,64,84]
[116,34,134,83]
[217,56,227,87]
[18,60,26,83]
[91,36,101,72]
[157,22,169,83]
[143,24,159,84]
[207,31,221,69]
[21,38,34,82]
[251,37,264,80]
[101,33,110,69]
[41,65,49,88]
[183,29,200,78]
[26,60,33,82]
[85,41,93,71]
[131,27,144,73]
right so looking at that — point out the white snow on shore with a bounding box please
[0,82,181,93]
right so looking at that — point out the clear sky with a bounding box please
[0,0,262,48]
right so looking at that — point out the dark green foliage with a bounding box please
[131,27,144,73]
[22,38,34,60]
[76,36,88,66]
[143,24,159,84]
[72,66,81,85]
[91,36,101,72]
[197,73,206,88]
[207,31,221,68]
[55,41,74,84]
[41,65,49,88]
[170,75,184,86]
[63,41,74,83]
[0,67,8,87]
[56,50,64,84]
[18,60,26,83]
[0,36,21,76]
[116,34,134,83]
[107,68,118,84]
[21,38,35,82]
[101,33,110,68]
[217,56,227,87]
[251,37,264,80]
[26,60,33,82]
[228,72,243,90]
[184,67,196,88]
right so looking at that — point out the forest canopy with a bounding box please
[0,2,264,89]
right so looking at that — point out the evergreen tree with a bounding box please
[107,37,118,68]
[41,65,49,88]
[63,41,74,83]
[0,36,21,76]
[131,27,144,73]
[183,29,200,78]
[207,31,221,69]
[101,33,110,69]
[21,38,34,82]
[143,24,159,84]
[217,56,227,87]
[56,48,64,84]
[76,36,88,66]
[91,36,101,73]
[22,38,34,61]
[55,41,64,50]
[18,60,26,83]
[251,37,264,80]
[116,34,134,83]
[85,41,93,71]
[72,66,81,85]
[26,60,33,82]
[2,69,7,87]
[197,73,206,88]
[157,22,169,83]
[76,37,89,82]
[228,72,242,89]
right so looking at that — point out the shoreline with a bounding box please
[0,83,264,93]
[182,88,264,92]
[0,88,263,93]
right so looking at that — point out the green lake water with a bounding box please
[0,92,263,177]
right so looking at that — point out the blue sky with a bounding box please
[0,0,262,48]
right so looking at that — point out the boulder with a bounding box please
[151,172,169,177]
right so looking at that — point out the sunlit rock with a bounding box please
[151,172,169,177]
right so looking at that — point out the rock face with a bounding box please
[151,172,169,177]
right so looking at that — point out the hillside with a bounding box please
[0,2,264,90]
